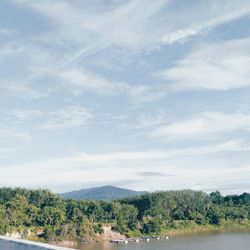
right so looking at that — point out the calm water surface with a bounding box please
[80,232,250,250]
[1,232,250,250]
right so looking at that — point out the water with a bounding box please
[1,232,250,250]
[79,232,250,250]
[0,239,49,250]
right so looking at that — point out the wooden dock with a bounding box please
[110,239,129,244]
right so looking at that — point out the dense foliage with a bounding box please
[0,188,249,243]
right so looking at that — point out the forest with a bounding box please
[0,188,249,244]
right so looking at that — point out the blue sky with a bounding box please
[1,0,250,194]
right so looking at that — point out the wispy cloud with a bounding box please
[1,139,249,192]
[135,111,165,129]
[0,28,15,36]
[2,105,92,130]
[0,41,54,99]
[0,128,31,141]
[51,67,164,102]
[3,140,245,173]
[0,147,17,154]
[8,109,43,122]
[120,110,165,132]
[151,112,250,140]
[14,0,250,54]
[52,68,127,95]
[6,0,250,101]
[158,38,250,91]
[0,82,48,100]
[0,43,23,61]
[2,0,250,193]
[14,0,168,53]
[40,105,92,130]
[161,2,250,44]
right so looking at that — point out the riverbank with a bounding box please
[0,236,76,250]
[160,220,250,237]
[2,221,250,249]
[74,220,250,246]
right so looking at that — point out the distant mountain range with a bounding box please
[59,185,145,200]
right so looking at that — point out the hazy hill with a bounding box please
[59,185,145,200]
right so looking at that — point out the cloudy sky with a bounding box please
[1,0,250,194]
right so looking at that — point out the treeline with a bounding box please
[121,191,250,233]
[0,188,250,243]
[0,188,138,242]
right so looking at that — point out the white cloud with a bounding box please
[161,2,250,45]
[51,67,164,102]
[0,147,16,154]
[13,0,250,61]
[8,109,43,122]
[53,68,127,95]
[0,27,17,38]
[5,0,250,102]
[40,105,92,130]
[0,128,31,141]
[151,112,250,139]
[0,139,249,192]
[3,0,250,194]
[0,43,23,61]
[135,111,165,129]
[158,38,250,91]
[0,28,15,36]
[14,0,168,51]
[0,82,48,100]
[1,106,92,130]
[121,111,165,131]
[0,41,54,99]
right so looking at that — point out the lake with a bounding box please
[79,232,250,250]
[1,232,250,250]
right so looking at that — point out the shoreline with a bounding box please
[160,222,250,238]
[0,236,76,250]
[1,223,249,249]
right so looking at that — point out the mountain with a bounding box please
[59,185,145,200]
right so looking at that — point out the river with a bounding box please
[0,232,250,250]
[79,232,250,250]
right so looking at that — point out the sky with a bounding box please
[1,0,250,194]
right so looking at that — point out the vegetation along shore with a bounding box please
[0,188,250,248]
